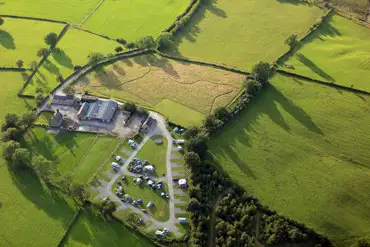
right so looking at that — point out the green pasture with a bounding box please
[169,0,325,70]
[137,135,168,177]
[281,13,370,92]
[208,74,370,246]
[112,175,170,222]
[0,18,64,68]
[23,27,120,95]
[62,209,154,247]
[82,0,189,41]
[0,0,100,23]
[0,72,76,247]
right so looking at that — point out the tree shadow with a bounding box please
[95,67,122,90]
[207,0,227,18]
[146,54,179,78]
[0,30,16,49]
[52,49,74,69]
[295,53,335,82]
[276,0,307,5]
[43,59,60,75]
[112,63,125,76]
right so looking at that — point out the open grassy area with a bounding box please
[208,74,370,246]
[281,13,370,92]
[23,27,120,95]
[0,0,100,23]
[82,0,190,41]
[74,54,243,126]
[62,209,154,247]
[0,72,76,247]
[137,135,168,177]
[169,0,325,70]
[112,175,170,222]
[0,18,64,68]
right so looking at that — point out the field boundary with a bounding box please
[0,14,68,24]
[79,0,105,25]
[335,10,370,28]
[276,69,370,95]
[55,208,83,247]
[0,67,30,72]
[18,24,70,96]
[71,25,117,42]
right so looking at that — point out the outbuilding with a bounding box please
[178,179,187,188]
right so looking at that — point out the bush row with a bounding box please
[0,14,67,24]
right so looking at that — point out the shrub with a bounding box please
[12,148,31,170]
[115,46,124,53]
[125,42,136,49]
[136,36,155,49]
[214,106,230,123]
[117,38,127,45]
[87,52,104,65]
[2,141,20,161]
[36,48,49,57]
[0,17,4,26]
[244,79,262,96]
[157,32,173,50]
[252,62,271,85]
[123,102,137,113]
[16,60,24,68]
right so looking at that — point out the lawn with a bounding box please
[0,72,76,247]
[0,18,64,68]
[137,135,168,177]
[208,74,370,246]
[112,175,170,222]
[280,13,370,92]
[62,209,154,247]
[168,0,325,70]
[74,54,243,126]
[23,27,121,95]
[0,0,100,23]
[82,0,190,41]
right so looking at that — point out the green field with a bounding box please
[23,27,120,95]
[281,13,370,92]
[23,127,119,183]
[0,72,76,247]
[83,0,190,41]
[137,135,168,177]
[0,18,64,68]
[62,210,154,247]
[169,0,325,70]
[208,74,370,245]
[112,175,170,222]
[0,0,100,23]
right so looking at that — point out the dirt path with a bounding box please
[208,187,232,247]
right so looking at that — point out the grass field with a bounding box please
[0,18,64,68]
[23,27,120,95]
[281,13,370,92]
[23,127,120,183]
[328,0,369,19]
[208,74,370,246]
[0,72,77,247]
[0,0,100,23]
[137,135,168,177]
[82,0,190,41]
[168,0,325,70]
[62,209,154,247]
[74,54,243,126]
[112,175,170,222]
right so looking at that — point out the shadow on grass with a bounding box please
[209,83,323,178]
[52,48,74,69]
[296,53,335,82]
[43,59,60,75]
[0,30,16,49]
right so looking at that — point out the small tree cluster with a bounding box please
[136,36,155,49]
[87,52,104,65]
[44,32,58,48]
[285,34,299,50]
[156,32,173,50]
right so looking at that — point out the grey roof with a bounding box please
[54,94,74,101]
[82,100,118,121]
[49,111,63,127]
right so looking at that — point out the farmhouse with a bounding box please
[141,116,157,132]
[49,110,63,128]
[77,99,118,123]
[52,93,75,106]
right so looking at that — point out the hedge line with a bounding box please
[55,209,83,247]
[276,69,370,95]
[154,50,249,75]
[73,26,116,42]
[18,24,70,96]
[0,67,30,72]
[0,14,67,24]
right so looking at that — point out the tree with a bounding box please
[56,74,64,82]
[37,48,49,57]
[285,34,298,50]
[157,32,173,50]
[125,42,136,49]
[352,239,370,247]
[251,62,271,85]
[35,92,45,106]
[16,60,24,68]
[184,151,201,167]
[21,112,34,127]
[54,172,73,194]
[100,199,117,217]
[0,17,4,26]
[183,126,201,139]
[203,114,222,134]
[244,79,262,95]
[2,141,20,161]
[137,36,155,49]
[70,183,90,205]
[1,127,21,142]
[187,135,208,158]
[187,198,201,212]
[32,155,56,182]
[30,61,38,70]
[2,113,21,131]
[44,32,58,47]
[115,46,124,53]
[214,106,230,122]
[63,85,75,95]
[87,52,104,65]
[123,102,137,113]
[12,148,31,170]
